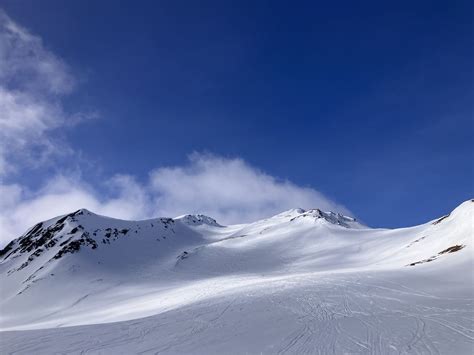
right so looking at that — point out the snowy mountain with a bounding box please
[0,200,473,354]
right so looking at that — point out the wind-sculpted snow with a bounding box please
[0,200,473,354]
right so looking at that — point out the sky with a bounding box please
[0,1,472,245]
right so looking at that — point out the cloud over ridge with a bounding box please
[150,153,350,223]
[0,153,350,246]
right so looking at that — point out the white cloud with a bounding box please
[149,153,350,223]
[0,175,152,245]
[0,10,86,176]
[0,10,74,95]
[0,154,351,246]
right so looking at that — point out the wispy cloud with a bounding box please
[0,10,94,176]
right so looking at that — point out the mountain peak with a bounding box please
[73,208,94,216]
[274,208,360,228]
[174,214,222,227]
[0,209,224,277]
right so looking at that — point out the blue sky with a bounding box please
[0,1,472,242]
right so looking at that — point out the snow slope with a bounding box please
[0,200,473,354]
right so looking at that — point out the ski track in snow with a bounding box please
[1,272,473,354]
[0,201,473,354]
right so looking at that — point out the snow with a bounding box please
[0,200,473,354]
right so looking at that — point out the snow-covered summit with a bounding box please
[174,214,222,227]
[272,207,362,228]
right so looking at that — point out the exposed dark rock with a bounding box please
[177,251,189,260]
[439,245,465,254]
[53,232,98,260]
[17,261,29,271]
[408,244,466,266]
[0,240,15,259]
[433,214,450,225]
[408,256,436,266]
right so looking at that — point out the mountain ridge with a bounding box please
[0,205,364,267]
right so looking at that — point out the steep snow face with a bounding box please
[0,201,473,354]
[1,209,195,277]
